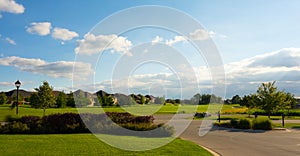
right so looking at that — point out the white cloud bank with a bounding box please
[87,48,300,98]
[0,56,93,80]
[0,0,24,18]
[26,22,52,36]
[75,33,132,55]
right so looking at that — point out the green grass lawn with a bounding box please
[0,104,237,121]
[0,134,212,156]
[272,123,300,129]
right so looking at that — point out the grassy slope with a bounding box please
[0,134,212,156]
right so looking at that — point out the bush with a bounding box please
[237,118,251,129]
[252,117,272,130]
[0,113,173,137]
[214,122,232,128]
[230,119,238,128]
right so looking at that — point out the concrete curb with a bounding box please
[200,145,221,156]
[180,138,221,156]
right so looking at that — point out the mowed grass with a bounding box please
[0,104,238,121]
[272,123,300,129]
[0,134,212,156]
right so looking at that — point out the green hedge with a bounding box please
[252,117,272,130]
[0,113,174,137]
[215,117,272,130]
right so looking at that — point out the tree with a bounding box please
[140,95,146,104]
[240,94,259,117]
[0,92,7,105]
[191,93,201,105]
[280,92,296,115]
[56,91,67,108]
[29,93,40,108]
[98,94,115,106]
[256,81,290,118]
[154,96,165,104]
[231,95,241,104]
[35,81,56,116]
[67,92,75,107]
[200,94,211,104]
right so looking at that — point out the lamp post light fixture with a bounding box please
[15,80,21,115]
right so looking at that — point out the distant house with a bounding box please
[145,95,155,104]
[5,89,33,104]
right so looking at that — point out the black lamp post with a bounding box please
[15,80,21,115]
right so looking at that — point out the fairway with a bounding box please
[0,134,212,156]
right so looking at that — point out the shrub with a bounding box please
[214,122,232,128]
[252,117,272,130]
[230,119,238,128]
[237,118,251,129]
[0,112,173,137]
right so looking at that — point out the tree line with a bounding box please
[228,81,298,118]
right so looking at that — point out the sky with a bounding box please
[1,0,300,99]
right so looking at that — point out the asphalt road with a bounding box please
[154,115,300,156]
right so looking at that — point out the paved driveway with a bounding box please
[154,115,300,156]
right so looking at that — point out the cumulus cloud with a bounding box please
[75,33,132,55]
[189,29,211,41]
[165,36,186,46]
[26,22,52,36]
[52,27,79,41]
[0,56,93,80]
[5,37,16,45]
[151,36,163,45]
[224,48,300,97]
[0,0,24,18]
[89,48,300,98]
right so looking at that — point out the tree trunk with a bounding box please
[268,112,271,119]
[43,107,46,116]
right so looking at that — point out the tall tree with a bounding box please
[35,81,56,116]
[240,94,259,117]
[67,92,75,107]
[256,81,290,118]
[231,95,241,104]
[281,92,296,115]
[191,93,201,105]
[29,93,40,108]
[0,92,7,105]
[256,81,278,118]
[56,91,67,108]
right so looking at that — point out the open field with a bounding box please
[0,134,212,156]
[0,104,237,121]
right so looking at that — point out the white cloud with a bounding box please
[0,56,93,80]
[0,0,24,18]
[151,36,163,45]
[0,81,12,86]
[165,36,186,46]
[189,29,211,41]
[75,33,132,55]
[223,48,300,97]
[52,27,79,41]
[91,48,300,98]
[5,37,16,45]
[26,22,52,36]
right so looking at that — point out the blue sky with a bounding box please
[1,0,300,99]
